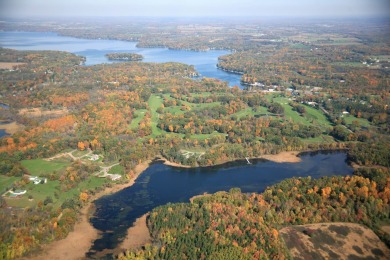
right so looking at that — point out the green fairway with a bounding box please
[273,97,311,125]
[130,109,147,129]
[189,131,226,141]
[148,94,165,137]
[301,135,335,144]
[163,106,187,115]
[303,105,332,127]
[343,114,371,128]
[21,159,69,176]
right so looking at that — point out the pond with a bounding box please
[88,150,353,257]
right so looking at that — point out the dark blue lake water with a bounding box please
[0,31,243,87]
[0,129,7,138]
[89,151,353,257]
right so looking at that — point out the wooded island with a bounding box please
[105,52,143,61]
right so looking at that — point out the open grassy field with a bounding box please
[108,164,125,175]
[0,175,19,193]
[21,159,70,176]
[4,174,109,208]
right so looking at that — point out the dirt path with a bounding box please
[45,149,77,161]
[96,162,120,176]
[45,149,93,161]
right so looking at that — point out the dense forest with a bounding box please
[0,18,389,259]
[120,175,390,259]
[105,53,143,61]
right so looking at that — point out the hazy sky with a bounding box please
[0,0,389,18]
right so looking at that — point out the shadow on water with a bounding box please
[86,150,353,258]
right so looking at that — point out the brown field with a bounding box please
[260,151,302,163]
[0,62,26,70]
[18,107,69,117]
[0,121,24,134]
[280,222,390,259]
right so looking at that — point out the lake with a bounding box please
[88,151,353,257]
[0,31,243,88]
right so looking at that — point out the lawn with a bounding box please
[5,176,109,208]
[108,164,125,175]
[21,159,70,176]
[0,175,18,193]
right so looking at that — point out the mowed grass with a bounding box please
[130,109,147,129]
[273,97,311,125]
[0,175,18,193]
[189,131,226,141]
[21,159,69,176]
[271,97,331,128]
[301,135,335,144]
[232,106,269,119]
[343,114,370,128]
[303,105,332,128]
[5,175,109,208]
[108,164,125,175]
[148,94,165,137]
[164,106,186,115]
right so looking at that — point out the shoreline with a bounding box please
[117,213,151,252]
[0,121,24,135]
[24,160,153,260]
[159,151,302,169]
[23,149,340,259]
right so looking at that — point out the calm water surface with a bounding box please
[0,31,243,87]
[89,151,353,257]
